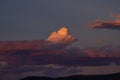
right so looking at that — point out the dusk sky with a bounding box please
[1,0,120,48]
[0,1,120,80]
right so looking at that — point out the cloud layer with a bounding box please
[1,64,120,80]
[0,27,120,67]
[0,42,120,67]
[0,27,120,80]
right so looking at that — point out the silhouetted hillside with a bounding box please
[20,73,120,80]
[20,77,53,80]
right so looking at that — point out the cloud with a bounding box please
[1,64,120,80]
[0,27,120,79]
[1,43,120,79]
[0,42,120,67]
[0,37,120,67]
[3,48,120,66]
[46,27,77,48]
[88,15,120,30]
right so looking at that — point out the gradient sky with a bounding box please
[0,0,120,48]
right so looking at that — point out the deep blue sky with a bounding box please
[0,0,120,48]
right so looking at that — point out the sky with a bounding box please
[0,0,120,48]
[0,0,120,80]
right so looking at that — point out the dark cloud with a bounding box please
[0,40,120,66]
[0,40,120,80]
[88,15,120,30]
[1,64,120,80]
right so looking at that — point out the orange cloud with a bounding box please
[47,27,77,44]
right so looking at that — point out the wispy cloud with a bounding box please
[2,64,120,80]
[88,14,120,30]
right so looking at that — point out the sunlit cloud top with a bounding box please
[47,27,77,44]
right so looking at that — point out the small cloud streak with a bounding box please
[88,14,120,30]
